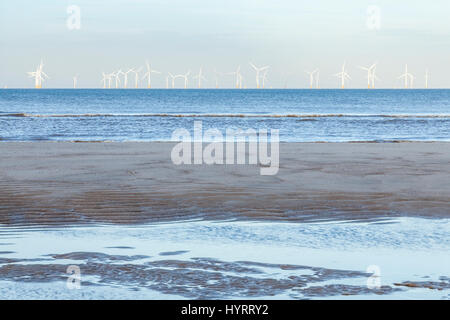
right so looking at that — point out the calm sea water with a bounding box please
[0,89,449,142]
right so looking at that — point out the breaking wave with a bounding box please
[2,113,450,119]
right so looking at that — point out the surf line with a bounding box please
[170,120,279,175]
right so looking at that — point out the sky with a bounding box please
[0,0,449,88]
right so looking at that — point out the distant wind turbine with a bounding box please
[249,62,269,89]
[180,70,191,89]
[73,75,78,89]
[359,63,377,88]
[306,69,318,89]
[101,72,107,89]
[213,68,222,88]
[262,69,269,89]
[114,70,124,89]
[227,66,241,89]
[398,64,414,89]
[425,69,429,89]
[123,68,134,88]
[168,73,176,88]
[334,62,351,89]
[142,61,161,89]
[132,67,142,88]
[193,67,207,88]
[27,60,49,89]
[315,70,320,89]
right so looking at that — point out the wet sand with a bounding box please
[0,142,449,225]
[0,142,449,299]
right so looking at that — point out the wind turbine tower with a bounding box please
[132,67,142,88]
[123,68,134,88]
[306,69,318,89]
[193,67,207,88]
[334,62,351,89]
[142,61,161,89]
[27,60,49,89]
[359,63,377,88]
[249,62,269,89]
[398,64,414,89]
[73,75,78,88]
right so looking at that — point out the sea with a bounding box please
[0,89,449,142]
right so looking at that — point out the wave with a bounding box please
[2,113,450,119]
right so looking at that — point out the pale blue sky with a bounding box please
[1,0,449,88]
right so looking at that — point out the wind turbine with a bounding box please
[213,68,222,88]
[359,63,377,88]
[193,67,207,88]
[168,73,176,88]
[106,73,114,89]
[371,65,380,88]
[249,62,269,89]
[398,64,414,89]
[72,75,78,89]
[114,70,124,89]
[101,72,108,89]
[27,60,49,89]
[142,61,161,89]
[262,69,269,89]
[227,66,241,88]
[306,69,318,89]
[315,70,320,89]
[123,68,134,88]
[213,68,222,89]
[132,67,142,88]
[334,62,351,89]
[181,70,191,89]
[425,69,429,89]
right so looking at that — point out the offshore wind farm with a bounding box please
[21,59,437,90]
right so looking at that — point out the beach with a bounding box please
[0,141,449,225]
[0,141,448,299]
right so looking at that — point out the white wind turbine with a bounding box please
[73,75,78,89]
[306,69,318,89]
[398,64,414,89]
[180,70,191,89]
[238,72,244,89]
[27,60,49,89]
[359,63,377,88]
[425,69,429,89]
[334,62,351,89]
[123,68,134,88]
[132,67,142,88]
[101,72,107,89]
[106,73,114,89]
[370,65,380,88]
[249,62,269,89]
[168,73,176,88]
[213,68,222,89]
[315,70,320,89]
[142,61,161,89]
[227,66,241,89]
[114,70,124,89]
[262,69,269,89]
[193,67,207,88]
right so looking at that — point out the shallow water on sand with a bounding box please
[0,217,448,299]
